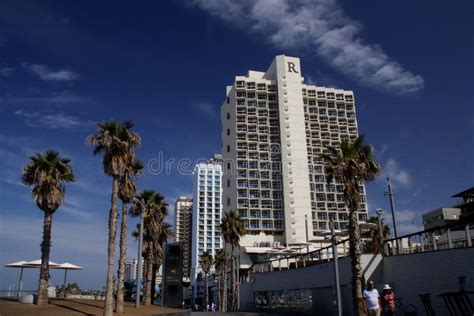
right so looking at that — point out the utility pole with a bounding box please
[385,177,400,254]
[331,219,342,316]
[136,212,144,308]
[305,214,310,253]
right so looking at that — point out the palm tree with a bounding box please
[323,135,380,316]
[201,251,213,311]
[151,222,173,301]
[130,190,168,305]
[87,121,140,316]
[116,159,143,314]
[220,210,246,311]
[21,150,75,305]
[362,216,390,253]
[214,249,227,312]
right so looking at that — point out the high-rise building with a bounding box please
[124,259,143,281]
[190,154,223,292]
[221,55,368,257]
[174,196,193,281]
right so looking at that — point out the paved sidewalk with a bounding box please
[0,298,181,315]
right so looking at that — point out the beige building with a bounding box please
[221,55,368,259]
[174,196,193,280]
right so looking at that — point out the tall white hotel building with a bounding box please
[190,155,223,290]
[221,55,368,260]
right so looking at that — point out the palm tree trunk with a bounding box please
[142,256,148,301]
[151,263,158,303]
[204,272,208,311]
[104,177,119,316]
[230,246,235,311]
[36,211,53,305]
[222,264,227,312]
[144,249,153,305]
[218,271,222,311]
[349,204,364,316]
[116,201,127,314]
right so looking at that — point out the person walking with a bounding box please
[363,280,381,316]
[381,284,396,316]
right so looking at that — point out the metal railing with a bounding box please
[383,220,473,256]
[245,219,473,279]
[247,238,351,276]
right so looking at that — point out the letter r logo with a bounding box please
[287,61,299,73]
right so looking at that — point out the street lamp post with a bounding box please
[385,177,400,254]
[305,215,310,253]
[330,219,342,316]
[136,212,144,308]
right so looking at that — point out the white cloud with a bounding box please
[14,109,89,129]
[196,102,217,118]
[192,0,424,93]
[377,144,390,157]
[383,158,412,186]
[383,210,422,235]
[22,63,79,81]
[0,65,15,76]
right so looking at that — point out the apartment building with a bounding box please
[221,55,368,256]
[174,196,193,281]
[190,154,223,289]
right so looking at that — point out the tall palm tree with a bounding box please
[21,150,75,305]
[116,159,143,314]
[87,121,140,316]
[201,251,213,311]
[151,222,173,301]
[214,249,227,312]
[323,135,380,316]
[130,190,168,305]
[220,210,246,311]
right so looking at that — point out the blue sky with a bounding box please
[0,0,472,290]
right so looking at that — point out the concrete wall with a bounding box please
[240,248,474,315]
[382,247,474,314]
[240,254,382,315]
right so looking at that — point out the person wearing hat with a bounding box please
[381,284,396,316]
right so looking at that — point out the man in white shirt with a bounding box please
[363,280,381,316]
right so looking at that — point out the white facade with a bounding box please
[124,259,143,281]
[221,55,368,254]
[190,155,223,289]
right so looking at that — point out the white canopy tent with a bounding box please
[4,260,82,297]
[51,262,83,297]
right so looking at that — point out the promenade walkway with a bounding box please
[0,298,180,315]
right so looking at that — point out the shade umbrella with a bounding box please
[24,259,60,267]
[51,263,83,298]
[4,261,30,296]
[4,260,64,297]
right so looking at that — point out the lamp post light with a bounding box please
[136,212,144,308]
[330,219,342,316]
[305,215,310,253]
[385,177,400,254]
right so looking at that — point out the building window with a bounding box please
[227,145,230,152]
[227,97,230,104]
[227,112,230,119]
[227,179,230,188]
[227,162,231,170]
[227,197,230,206]
[227,129,230,135]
